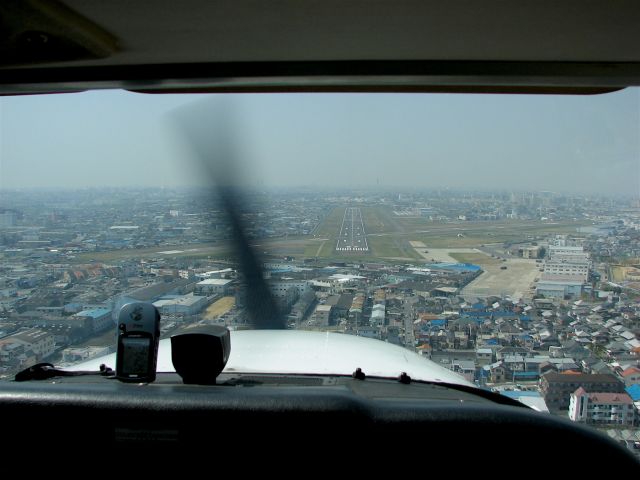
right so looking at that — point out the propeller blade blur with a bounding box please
[169,98,284,329]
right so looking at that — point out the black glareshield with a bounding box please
[171,325,231,385]
[116,302,161,383]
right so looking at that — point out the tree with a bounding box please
[538,246,546,259]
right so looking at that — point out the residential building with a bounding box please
[348,294,365,324]
[569,387,635,426]
[485,361,507,383]
[288,291,316,324]
[540,372,625,411]
[0,343,26,368]
[621,366,640,387]
[370,303,385,327]
[325,294,354,321]
[61,346,111,364]
[476,348,494,366]
[311,304,332,326]
[452,360,475,382]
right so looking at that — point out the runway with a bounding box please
[336,207,369,253]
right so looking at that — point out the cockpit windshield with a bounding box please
[1,89,639,438]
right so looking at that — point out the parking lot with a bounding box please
[462,258,540,300]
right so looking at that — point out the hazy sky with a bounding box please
[1,88,639,194]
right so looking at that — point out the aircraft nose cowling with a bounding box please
[69,329,471,386]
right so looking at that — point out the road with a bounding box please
[403,296,418,349]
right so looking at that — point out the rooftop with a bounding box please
[197,278,234,286]
[538,275,585,285]
[621,366,640,377]
[76,307,111,318]
[578,391,634,404]
[6,328,51,343]
[500,391,549,413]
[328,274,366,283]
[543,372,620,384]
[325,294,354,309]
[153,294,206,308]
[126,279,191,301]
[625,384,640,401]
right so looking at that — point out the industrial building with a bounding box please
[537,245,590,298]
[268,280,312,311]
[0,328,56,364]
[153,294,209,316]
[114,279,194,318]
[196,278,234,295]
[536,275,585,298]
[543,261,589,281]
[74,307,113,334]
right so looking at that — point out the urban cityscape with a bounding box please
[1,186,640,455]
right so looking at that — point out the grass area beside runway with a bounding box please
[314,206,347,237]
[360,206,399,234]
[368,235,421,260]
[302,239,328,258]
[77,206,590,266]
[301,207,588,262]
[410,220,589,248]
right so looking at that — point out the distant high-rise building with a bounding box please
[0,211,17,228]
